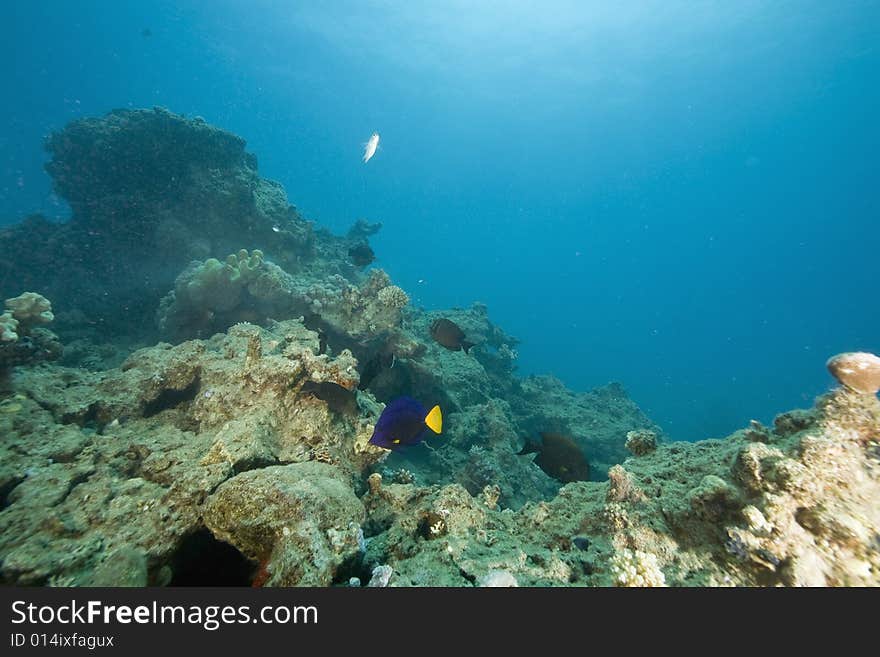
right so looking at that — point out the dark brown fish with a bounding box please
[520,432,590,483]
[301,381,357,416]
[430,318,474,353]
[358,350,395,390]
[348,242,375,267]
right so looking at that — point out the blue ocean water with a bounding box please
[2,1,878,440]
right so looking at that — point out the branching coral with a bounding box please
[157,249,297,339]
[303,270,408,341]
[609,548,666,587]
[186,249,266,312]
[376,285,409,310]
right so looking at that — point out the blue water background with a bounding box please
[2,1,878,439]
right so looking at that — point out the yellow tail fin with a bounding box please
[425,405,442,434]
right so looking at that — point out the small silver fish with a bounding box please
[363,132,380,163]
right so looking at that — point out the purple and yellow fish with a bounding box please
[369,397,442,449]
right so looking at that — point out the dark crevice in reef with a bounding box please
[362,513,393,538]
[168,528,256,586]
[231,456,279,475]
[58,471,94,506]
[331,552,370,586]
[142,376,200,418]
[0,477,25,510]
[61,401,103,430]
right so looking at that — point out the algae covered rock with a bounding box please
[88,547,149,587]
[0,316,385,586]
[357,379,880,587]
[625,429,657,456]
[203,462,365,586]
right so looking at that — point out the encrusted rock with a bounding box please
[732,443,783,493]
[773,408,815,437]
[368,564,393,587]
[741,505,773,536]
[88,547,148,587]
[625,429,657,456]
[688,475,740,521]
[481,484,501,510]
[203,462,365,586]
[367,472,383,495]
[606,464,645,503]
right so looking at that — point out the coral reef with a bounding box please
[354,386,880,586]
[0,319,383,585]
[0,108,322,341]
[1,110,877,588]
